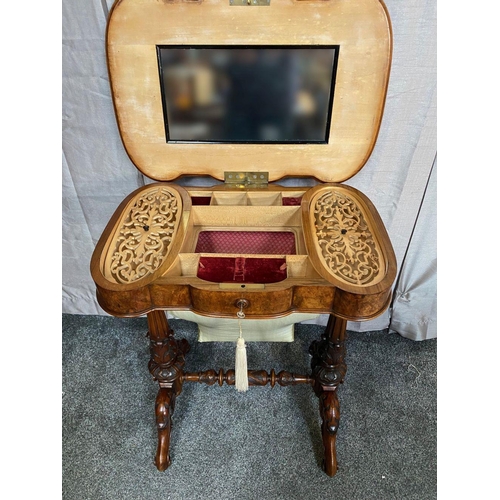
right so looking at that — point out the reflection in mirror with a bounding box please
[157,46,338,144]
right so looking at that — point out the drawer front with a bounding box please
[189,288,294,318]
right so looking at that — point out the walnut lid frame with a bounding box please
[106,0,392,183]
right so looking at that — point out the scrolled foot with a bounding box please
[319,390,340,477]
[322,459,339,477]
[155,435,172,471]
[154,387,175,471]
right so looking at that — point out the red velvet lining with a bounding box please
[197,256,287,283]
[191,196,302,206]
[191,196,212,205]
[282,196,303,206]
[195,231,296,254]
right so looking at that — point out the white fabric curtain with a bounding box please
[389,158,437,340]
[62,0,437,340]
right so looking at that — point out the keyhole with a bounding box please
[143,225,150,231]
[341,229,347,235]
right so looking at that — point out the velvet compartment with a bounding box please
[197,256,288,284]
[195,231,296,255]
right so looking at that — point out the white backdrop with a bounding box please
[62,0,437,340]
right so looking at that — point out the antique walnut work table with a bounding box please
[90,0,397,477]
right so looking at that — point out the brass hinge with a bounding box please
[224,171,269,187]
[230,0,270,5]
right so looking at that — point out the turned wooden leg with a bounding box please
[147,310,190,471]
[310,314,347,477]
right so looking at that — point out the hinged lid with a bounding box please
[106,0,392,183]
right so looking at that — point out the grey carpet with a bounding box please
[62,314,436,500]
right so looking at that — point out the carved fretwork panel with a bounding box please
[312,189,384,286]
[103,186,182,284]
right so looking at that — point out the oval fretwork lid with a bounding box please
[101,185,184,286]
[311,189,384,286]
[106,0,392,183]
[302,184,397,293]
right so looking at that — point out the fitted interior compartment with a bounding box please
[163,253,319,284]
[191,196,212,206]
[189,191,305,207]
[198,256,288,283]
[186,205,306,254]
[211,192,249,205]
[160,200,315,284]
[195,230,297,255]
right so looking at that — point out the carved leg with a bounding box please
[309,314,347,477]
[319,390,340,476]
[147,310,190,471]
[155,387,175,471]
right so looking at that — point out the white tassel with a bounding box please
[235,323,248,392]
